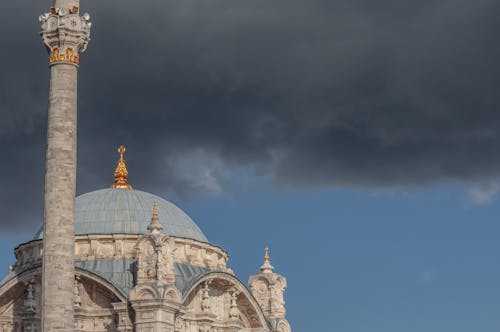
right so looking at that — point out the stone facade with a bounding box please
[11,236,230,272]
[0,226,291,332]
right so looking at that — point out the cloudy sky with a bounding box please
[1,0,500,331]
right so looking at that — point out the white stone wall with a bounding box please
[12,235,230,275]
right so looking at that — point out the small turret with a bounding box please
[249,247,289,322]
[260,246,274,273]
[147,202,164,234]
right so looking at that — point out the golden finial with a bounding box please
[111,145,132,189]
[260,246,274,273]
[152,201,159,219]
[148,201,164,234]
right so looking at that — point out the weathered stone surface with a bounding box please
[55,0,80,10]
[2,232,290,331]
[41,61,78,332]
[40,0,91,330]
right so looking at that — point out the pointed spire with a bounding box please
[260,246,274,273]
[152,201,159,219]
[111,145,132,189]
[147,202,164,234]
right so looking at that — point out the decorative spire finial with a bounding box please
[260,246,274,273]
[111,145,132,189]
[147,202,164,234]
[152,201,159,219]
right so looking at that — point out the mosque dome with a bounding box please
[36,188,207,242]
[35,145,208,242]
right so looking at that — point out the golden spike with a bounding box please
[111,145,132,189]
[260,246,274,273]
[148,201,164,234]
[152,201,159,219]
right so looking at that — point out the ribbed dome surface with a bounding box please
[36,188,207,242]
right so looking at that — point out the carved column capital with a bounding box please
[40,7,91,66]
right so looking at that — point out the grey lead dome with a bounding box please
[36,188,207,242]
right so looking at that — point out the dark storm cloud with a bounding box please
[1,0,500,231]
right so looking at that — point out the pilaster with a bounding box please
[130,298,181,332]
[129,205,182,331]
[112,302,133,332]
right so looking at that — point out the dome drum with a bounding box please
[10,234,230,283]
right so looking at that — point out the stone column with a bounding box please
[39,1,91,331]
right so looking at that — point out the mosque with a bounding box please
[0,147,291,331]
[0,1,291,332]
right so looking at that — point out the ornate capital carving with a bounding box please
[40,8,91,65]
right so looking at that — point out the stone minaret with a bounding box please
[39,0,91,330]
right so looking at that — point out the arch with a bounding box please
[0,266,125,331]
[0,270,36,319]
[75,268,127,303]
[182,272,271,330]
[0,267,42,300]
[276,319,291,332]
[138,289,155,300]
[165,287,182,302]
[0,266,127,305]
[136,236,158,250]
[129,284,158,301]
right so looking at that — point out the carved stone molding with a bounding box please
[40,7,91,65]
[13,235,230,274]
[137,237,176,287]
[249,272,287,319]
[182,273,269,331]
[112,302,133,332]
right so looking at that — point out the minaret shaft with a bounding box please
[40,1,91,330]
[41,64,78,331]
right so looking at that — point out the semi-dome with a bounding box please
[36,188,208,242]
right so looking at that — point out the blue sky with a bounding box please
[2,182,499,332]
[172,184,500,332]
